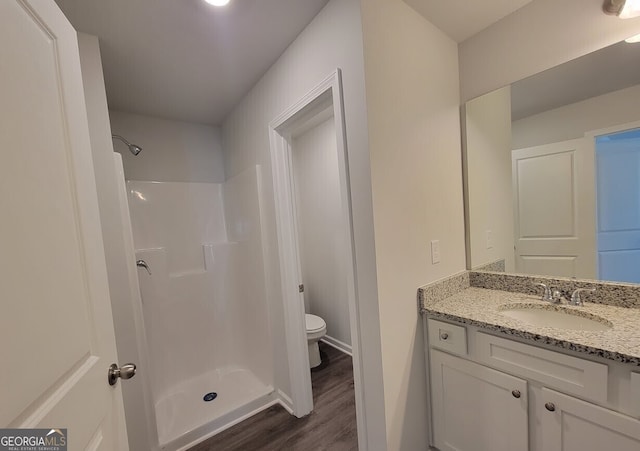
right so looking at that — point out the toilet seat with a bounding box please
[305,314,326,333]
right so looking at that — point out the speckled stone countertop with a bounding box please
[419,272,640,366]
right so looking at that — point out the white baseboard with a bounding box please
[276,389,295,415]
[321,335,352,356]
[174,391,277,451]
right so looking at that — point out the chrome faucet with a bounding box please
[535,283,563,304]
[136,259,151,275]
[569,288,595,306]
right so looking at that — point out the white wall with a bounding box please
[464,86,514,271]
[360,1,466,449]
[221,0,387,448]
[459,0,640,102]
[109,110,225,183]
[512,84,640,149]
[292,116,351,349]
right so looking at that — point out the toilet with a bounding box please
[305,313,327,368]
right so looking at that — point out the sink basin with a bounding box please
[498,303,612,331]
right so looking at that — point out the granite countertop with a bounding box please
[423,286,640,366]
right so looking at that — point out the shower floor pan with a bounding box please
[155,367,273,449]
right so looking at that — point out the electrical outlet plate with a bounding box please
[431,240,440,264]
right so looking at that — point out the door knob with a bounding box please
[512,390,521,398]
[545,402,556,412]
[108,363,137,386]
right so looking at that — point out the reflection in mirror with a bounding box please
[463,40,640,284]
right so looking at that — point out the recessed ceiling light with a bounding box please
[204,0,230,6]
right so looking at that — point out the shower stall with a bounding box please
[125,166,275,450]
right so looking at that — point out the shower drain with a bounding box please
[203,392,218,402]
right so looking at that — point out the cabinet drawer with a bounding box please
[476,332,608,403]
[428,318,467,356]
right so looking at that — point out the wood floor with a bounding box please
[190,343,357,451]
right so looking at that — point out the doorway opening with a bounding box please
[595,126,640,283]
[290,105,352,358]
[268,69,367,448]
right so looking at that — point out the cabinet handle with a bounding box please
[545,402,556,412]
[512,390,521,398]
[440,332,449,340]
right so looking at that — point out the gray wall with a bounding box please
[459,0,640,102]
[109,110,225,183]
[512,84,640,149]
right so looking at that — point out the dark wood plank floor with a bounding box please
[190,343,357,451]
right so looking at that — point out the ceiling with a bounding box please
[403,0,534,43]
[57,0,542,126]
[511,40,640,121]
[55,0,329,125]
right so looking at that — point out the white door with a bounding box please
[512,139,596,278]
[540,388,640,451]
[430,350,528,451]
[0,1,129,450]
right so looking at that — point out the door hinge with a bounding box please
[299,284,304,293]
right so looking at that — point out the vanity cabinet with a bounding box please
[426,318,640,451]
[538,387,640,451]
[430,349,528,451]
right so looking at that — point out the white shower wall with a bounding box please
[222,166,272,384]
[126,166,273,448]
[128,182,227,275]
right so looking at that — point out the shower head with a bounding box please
[128,143,143,156]
[112,134,143,156]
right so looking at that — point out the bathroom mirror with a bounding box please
[462,39,640,284]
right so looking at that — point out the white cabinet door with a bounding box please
[541,388,640,451]
[0,1,128,449]
[430,350,528,451]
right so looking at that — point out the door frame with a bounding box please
[268,69,367,446]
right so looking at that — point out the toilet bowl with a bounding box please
[305,314,327,368]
